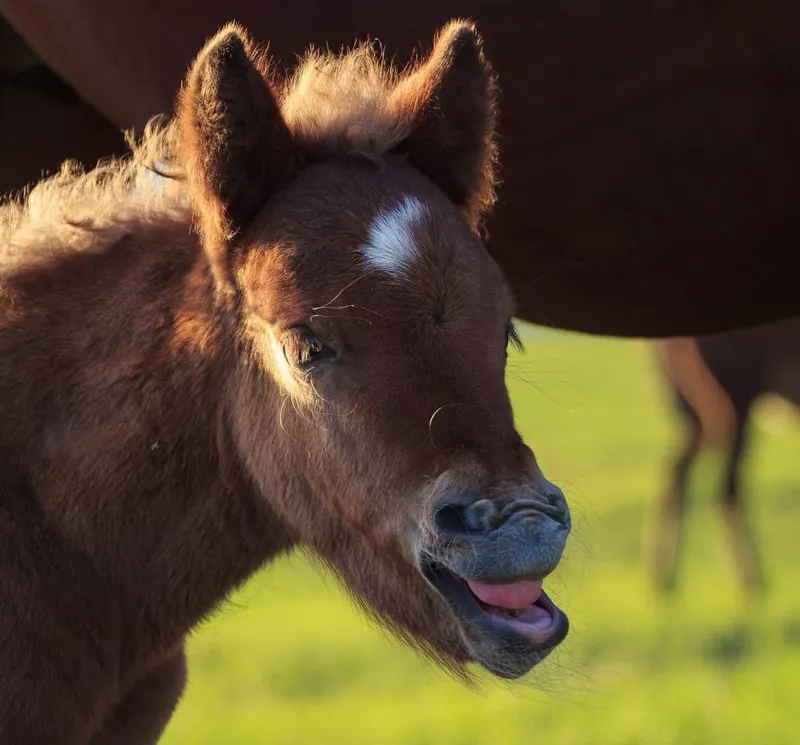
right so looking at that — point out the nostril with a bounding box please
[433,498,499,535]
[544,488,569,525]
[540,480,565,506]
[433,503,470,535]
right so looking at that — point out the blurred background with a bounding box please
[3,10,799,745]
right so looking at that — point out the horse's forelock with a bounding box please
[279,43,409,160]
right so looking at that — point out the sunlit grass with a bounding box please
[163,328,800,745]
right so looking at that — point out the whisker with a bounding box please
[428,403,483,438]
[307,376,331,407]
[313,271,375,310]
[290,393,328,434]
[311,303,385,317]
[278,395,311,458]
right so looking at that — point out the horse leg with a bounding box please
[719,404,765,593]
[654,406,702,592]
[90,647,188,745]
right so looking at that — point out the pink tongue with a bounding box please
[466,579,543,610]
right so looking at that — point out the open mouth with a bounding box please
[465,578,562,643]
[421,557,568,676]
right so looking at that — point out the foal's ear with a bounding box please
[178,23,298,292]
[390,21,498,230]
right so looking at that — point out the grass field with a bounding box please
[162,329,800,745]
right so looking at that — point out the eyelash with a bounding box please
[506,322,523,355]
[284,327,336,368]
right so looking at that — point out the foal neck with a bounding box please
[0,227,293,663]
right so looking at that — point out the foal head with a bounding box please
[178,20,570,679]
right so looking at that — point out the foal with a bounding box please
[0,21,571,743]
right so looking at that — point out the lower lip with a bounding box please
[480,593,561,644]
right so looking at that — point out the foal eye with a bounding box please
[285,326,336,368]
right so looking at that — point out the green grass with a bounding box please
[162,329,800,745]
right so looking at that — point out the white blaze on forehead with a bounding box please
[361,196,426,276]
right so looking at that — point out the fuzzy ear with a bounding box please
[178,23,298,292]
[389,21,498,230]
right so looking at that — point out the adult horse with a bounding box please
[654,318,800,592]
[0,22,571,743]
[2,0,799,338]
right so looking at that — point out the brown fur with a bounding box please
[0,21,567,743]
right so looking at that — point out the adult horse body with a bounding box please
[2,0,799,337]
[0,22,571,743]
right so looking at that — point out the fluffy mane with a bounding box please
[1,26,496,276]
[0,119,188,277]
